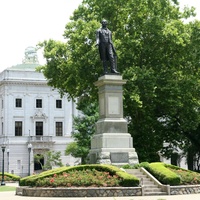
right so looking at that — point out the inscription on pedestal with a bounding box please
[108,96,119,114]
[110,152,129,163]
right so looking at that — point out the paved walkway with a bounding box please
[1,183,200,200]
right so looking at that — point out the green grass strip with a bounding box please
[0,186,16,192]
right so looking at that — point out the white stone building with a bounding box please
[0,47,79,177]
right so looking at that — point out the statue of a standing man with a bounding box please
[96,19,119,74]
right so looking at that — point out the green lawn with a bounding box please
[0,186,16,192]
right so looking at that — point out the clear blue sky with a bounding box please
[0,0,199,72]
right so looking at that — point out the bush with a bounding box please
[165,164,200,185]
[19,164,139,187]
[122,162,149,169]
[0,172,20,182]
[35,169,122,187]
[145,162,181,185]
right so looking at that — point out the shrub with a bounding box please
[35,169,122,187]
[0,172,20,182]
[122,162,149,169]
[145,162,181,185]
[165,164,200,185]
[19,164,139,187]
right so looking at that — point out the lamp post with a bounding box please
[7,148,9,173]
[27,143,32,176]
[1,142,6,186]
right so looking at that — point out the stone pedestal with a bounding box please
[89,75,138,166]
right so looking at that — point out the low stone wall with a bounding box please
[170,185,200,195]
[16,185,200,197]
[16,187,142,197]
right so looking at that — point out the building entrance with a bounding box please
[34,154,44,171]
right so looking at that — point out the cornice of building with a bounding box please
[0,79,48,86]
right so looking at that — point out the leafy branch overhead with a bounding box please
[38,0,200,163]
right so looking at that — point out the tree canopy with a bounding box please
[38,0,200,163]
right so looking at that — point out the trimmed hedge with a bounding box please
[122,162,150,169]
[146,162,181,185]
[20,164,139,187]
[164,163,189,172]
[0,172,20,181]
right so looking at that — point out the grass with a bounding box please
[0,186,16,192]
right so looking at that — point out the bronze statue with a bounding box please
[96,20,119,74]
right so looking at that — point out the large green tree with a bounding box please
[38,0,200,162]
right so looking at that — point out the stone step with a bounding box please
[144,187,162,192]
[144,185,159,188]
[133,174,148,178]
[125,169,141,173]
[125,168,168,196]
[144,191,167,196]
[142,180,155,185]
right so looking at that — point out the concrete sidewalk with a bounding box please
[1,191,200,200]
[1,183,200,200]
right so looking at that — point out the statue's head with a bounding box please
[101,19,108,27]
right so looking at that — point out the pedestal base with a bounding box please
[89,132,138,166]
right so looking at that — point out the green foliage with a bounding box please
[34,150,63,170]
[65,102,98,164]
[36,169,122,187]
[38,0,200,162]
[43,151,63,170]
[165,164,200,185]
[19,164,139,187]
[124,162,200,185]
[145,162,181,185]
[0,173,20,182]
[122,162,150,169]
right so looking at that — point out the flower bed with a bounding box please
[20,164,139,187]
[35,169,122,187]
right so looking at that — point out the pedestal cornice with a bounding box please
[94,75,127,87]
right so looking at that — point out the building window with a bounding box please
[15,121,22,136]
[56,122,63,136]
[36,99,42,108]
[56,100,62,108]
[17,160,21,170]
[16,98,22,108]
[36,122,43,136]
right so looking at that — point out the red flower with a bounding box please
[50,178,54,183]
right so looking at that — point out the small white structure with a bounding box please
[0,47,79,177]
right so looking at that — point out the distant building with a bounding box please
[159,144,188,170]
[0,47,79,176]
